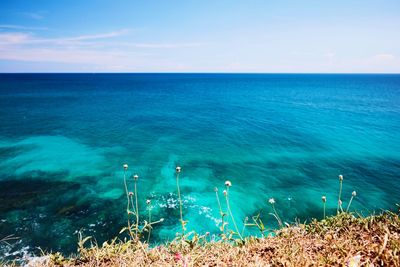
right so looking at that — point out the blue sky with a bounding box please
[0,0,399,73]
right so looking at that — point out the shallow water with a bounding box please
[0,74,399,259]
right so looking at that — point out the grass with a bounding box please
[19,211,400,266]
[3,166,400,266]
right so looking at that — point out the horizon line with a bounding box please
[1,72,400,75]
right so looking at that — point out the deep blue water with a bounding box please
[0,73,399,259]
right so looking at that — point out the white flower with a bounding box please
[176,166,181,173]
[223,190,227,196]
[225,180,232,187]
[133,174,139,180]
[129,192,134,196]
[352,191,357,197]
[146,199,151,205]
[339,174,343,181]
[123,164,128,170]
[268,198,275,205]
[160,218,164,222]
[347,255,361,267]
[322,196,326,203]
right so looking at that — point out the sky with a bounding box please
[0,0,399,73]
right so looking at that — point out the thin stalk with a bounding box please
[271,203,283,227]
[123,170,134,240]
[241,218,248,237]
[225,187,243,240]
[215,189,225,233]
[323,202,326,219]
[250,216,263,236]
[147,206,152,244]
[337,179,343,214]
[134,179,139,239]
[346,196,354,212]
[129,194,136,215]
[176,172,185,235]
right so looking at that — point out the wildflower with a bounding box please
[129,192,134,196]
[176,166,181,173]
[268,198,275,205]
[225,180,232,187]
[214,187,218,192]
[174,252,183,262]
[160,218,164,222]
[123,164,128,170]
[352,191,357,197]
[146,199,151,205]
[339,174,343,181]
[223,190,227,196]
[347,255,361,267]
[322,196,327,202]
[133,174,139,180]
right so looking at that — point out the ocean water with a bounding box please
[0,73,399,259]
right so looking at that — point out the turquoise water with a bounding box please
[0,74,399,258]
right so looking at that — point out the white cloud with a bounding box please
[59,29,131,42]
[0,28,208,70]
[129,42,207,48]
[373,53,395,61]
[0,30,131,65]
[0,32,31,45]
[0,24,48,31]
[0,47,125,64]
[19,12,44,20]
[323,52,335,59]
[0,29,131,46]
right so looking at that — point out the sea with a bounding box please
[0,73,399,260]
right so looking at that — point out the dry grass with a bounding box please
[23,211,399,267]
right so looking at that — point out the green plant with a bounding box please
[223,180,243,240]
[346,191,357,212]
[146,199,152,243]
[322,195,327,219]
[214,187,228,234]
[0,234,18,246]
[133,174,140,239]
[175,166,188,235]
[244,213,268,237]
[268,198,283,227]
[122,164,134,239]
[121,164,163,242]
[337,174,343,214]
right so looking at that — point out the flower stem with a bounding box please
[241,218,247,237]
[346,196,354,212]
[272,203,283,227]
[123,170,134,240]
[225,187,243,240]
[176,172,185,235]
[147,206,152,244]
[337,180,343,214]
[134,179,139,239]
[215,190,225,233]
